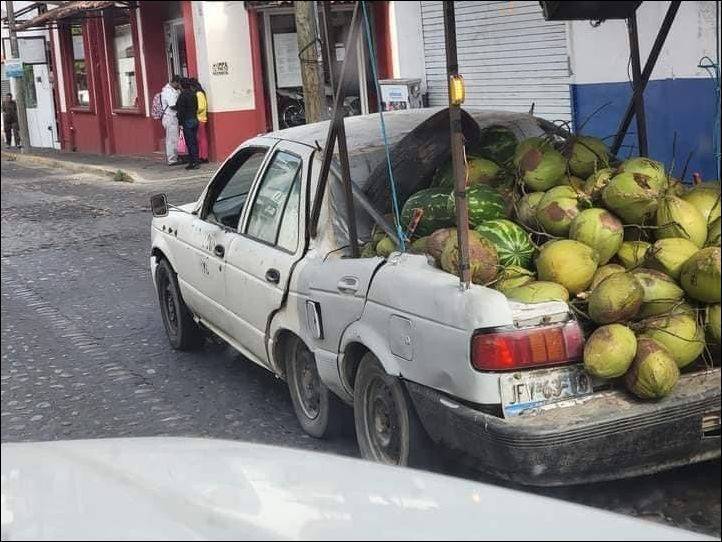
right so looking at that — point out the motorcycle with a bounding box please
[277,87,361,128]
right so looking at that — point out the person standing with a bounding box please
[2,93,20,148]
[160,75,181,166]
[191,78,209,164]
[176,78,199,170]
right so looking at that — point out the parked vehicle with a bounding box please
[149,108,720,486]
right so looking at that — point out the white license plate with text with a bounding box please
[500,366,593,417]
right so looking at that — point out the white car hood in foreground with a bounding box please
[0,438,709,541]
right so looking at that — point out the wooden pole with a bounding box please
[443,1,471,288]
[5,0,31,152]
[294,0,327,123]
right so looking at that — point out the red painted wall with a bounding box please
[182,0,198,78]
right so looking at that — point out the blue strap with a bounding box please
[361,1,406,251]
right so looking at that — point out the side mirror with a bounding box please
[150,193,169,217]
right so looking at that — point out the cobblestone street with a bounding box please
[1,159,719,537]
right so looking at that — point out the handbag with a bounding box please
[177,128,188,155]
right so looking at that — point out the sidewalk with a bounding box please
[0,146,218,184]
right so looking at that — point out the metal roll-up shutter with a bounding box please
[421,1,572,122]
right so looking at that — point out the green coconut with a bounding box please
[569,208,624,264]
[679,246,721,303]
[411,236,429,254]
[516,192,545,229]
[588,272,644,324]
[625,337,679,399]
[640,312,705,368]
[630,268,685,318]
[535,239,599,294]
[602,171,664,224]
[646,238,699,280]
[360,241,376,258]
[375,236,397,258]
[435,156,501,188]
[568,136,610,179]
[583,324,637,379]
[426,228,455,262]
[655,195,708,248]
[591,264,626,290]
[706,216,721,246]
[615,157,668,188]
[505,281,570,304]
[707,304,721,344]
[616,241,651,270]
[494,266,536,294]
[683,184,721,224]
[518,146,566,191]
[536,185,587,237]
[559,174,586,191]
[513,137,550,167]
[668,178,687,197]
[637,299,691,320]
[584,168,615,203]
[440,231,499,285]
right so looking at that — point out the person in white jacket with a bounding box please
[161,75,182,165]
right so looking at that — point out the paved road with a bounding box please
[1,159,719,537]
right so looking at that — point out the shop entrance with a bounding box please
[261,7,369,130]
[164,18,188,79]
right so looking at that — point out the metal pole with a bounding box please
[627,11,648,156]
[309,2,363,242]
[5,0,31,153]
[611,1,681,155]
[443,0,471,288]
[318,0,335,91]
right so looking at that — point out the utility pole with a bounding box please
[294,0,327,123]
[5,0,31,153]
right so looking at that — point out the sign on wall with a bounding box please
[2,37,47,65]
[273,32,302,88]
[212,62,229,76]
[5,59,24,78]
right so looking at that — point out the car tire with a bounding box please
[286,337,348,438]
[354,352,432,468]
[156,259,203,351]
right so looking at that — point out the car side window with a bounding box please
[245,151,302,248]
[205,148,267,229]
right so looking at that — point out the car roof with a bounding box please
[266,107,538,155]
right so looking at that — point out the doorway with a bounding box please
[261,7,369,131]
[164,18,188,79]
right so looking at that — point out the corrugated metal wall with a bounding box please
[421,1,572,122]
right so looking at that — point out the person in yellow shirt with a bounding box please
[191,78,209,164]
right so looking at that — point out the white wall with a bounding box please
[192,1,256,112]
[389,1,427,89]
[568,1,719,84]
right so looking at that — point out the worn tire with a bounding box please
[286,338,349,438]
[156,259,203,351]
[353,352,432,468]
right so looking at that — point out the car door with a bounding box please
[174,141,275,334]
[224,141,313,365]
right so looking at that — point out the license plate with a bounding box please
[500,366,593,417]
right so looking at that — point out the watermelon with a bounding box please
[465,185,506,227]
[474,125,518,165]
[475,219,535,269]
[401,187,455,237]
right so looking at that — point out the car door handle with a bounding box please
[265,268,280,284]
[213,244,225,258]
[337,276,359,295]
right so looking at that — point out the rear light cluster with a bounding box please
[471,321,583,372]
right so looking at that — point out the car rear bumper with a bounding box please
[407,368,721,486]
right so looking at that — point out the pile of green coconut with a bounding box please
[369,129,721,401]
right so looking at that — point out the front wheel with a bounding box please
[286,338,348,438]
[156,259,203,350]
[353,352,432,467]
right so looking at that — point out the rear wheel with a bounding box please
[286,338,347,438]
[156,259,203,350]
[353,352,432,467]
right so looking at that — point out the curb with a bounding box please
[1,150,212,184]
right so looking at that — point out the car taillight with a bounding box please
[471,321,583,371]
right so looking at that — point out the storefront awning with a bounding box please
[14,1,125,31]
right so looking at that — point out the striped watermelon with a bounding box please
[401,187,455,237]
[466,185,506,227]
[475,218,535,269]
